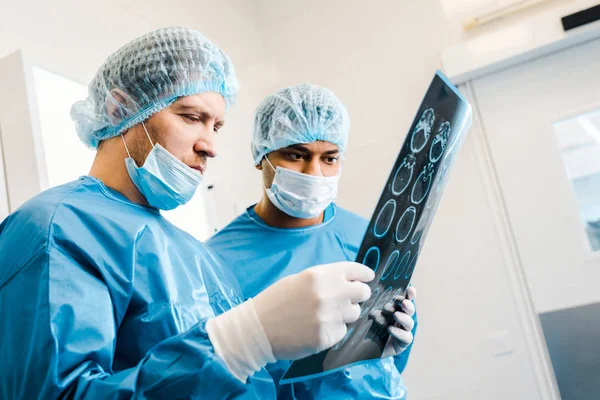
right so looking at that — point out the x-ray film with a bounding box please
[281,71,473,384]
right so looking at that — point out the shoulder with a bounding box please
[3,180,86,236]
[207,210,255,247]
[1,177,149,269]
[0,180,92,286]
[333,204,369,230]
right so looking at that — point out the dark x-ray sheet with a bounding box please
[281,70,473,384]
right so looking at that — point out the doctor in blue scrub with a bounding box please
[208,84,418,399]
[0,29,376,399]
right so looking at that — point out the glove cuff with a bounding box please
[206,299,276,383]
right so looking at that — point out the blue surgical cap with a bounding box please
[251,84,350,165]
[71,26,240,149]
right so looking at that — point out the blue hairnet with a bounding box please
[251,84,350,165]
[71,26,240,149]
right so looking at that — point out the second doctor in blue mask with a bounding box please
[208,84,418,399]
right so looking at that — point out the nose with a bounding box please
[194,129,217,158]
[302,158,323,176]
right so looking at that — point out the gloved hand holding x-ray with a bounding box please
[280,70,473,383]
[206,261,374,382]
[380,286,417,358]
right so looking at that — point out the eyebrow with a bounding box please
[287,144,340,155]
[176,104,224,125]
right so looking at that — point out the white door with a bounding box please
[0,51,97,211]
[471,36,600,399]
[0,52,51,213]
[0,51,215,240]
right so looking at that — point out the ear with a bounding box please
[255,161,263,171]
[106,88,132,125]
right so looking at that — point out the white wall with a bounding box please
[0,0,273,88]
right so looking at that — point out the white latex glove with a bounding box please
[254,261,374,360]
[382,286,417,358]
[206,261,374,382]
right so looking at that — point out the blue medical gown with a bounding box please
[0,176,275,399]
[207,204,417,399]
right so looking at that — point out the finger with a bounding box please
[389,332,404,355]
[388,325,413,347]
[346,281,372,303]
[393,311,415,331]
[406,286,417,301]
[390,330,411,354]
[392,339,404,355]
[341,262,375,282]
[400,299,415,317]
[340,302,361,323]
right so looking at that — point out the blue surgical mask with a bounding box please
[122,122,203,210]
[264,155,340,219]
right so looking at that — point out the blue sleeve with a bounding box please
[0,244,250,399]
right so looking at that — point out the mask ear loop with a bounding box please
[120,121,154,163]
[264,155,277,172]
[141,121,155,146]
[120,134,132,158]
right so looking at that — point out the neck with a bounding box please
[254,191,324,228]
[88,136,149,206]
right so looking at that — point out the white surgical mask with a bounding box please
[264,155,340,219]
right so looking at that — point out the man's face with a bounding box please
[125,92,226,175]
[259,140,341,188]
